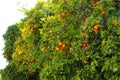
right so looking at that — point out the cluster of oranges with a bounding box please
[57,13,65,18]
[80,43,87,47]
[93,0,98,7]
[56,42,66,52]
[57,11,72,19]
[92,0,106,15]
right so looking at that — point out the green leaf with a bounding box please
[71,76,80,80]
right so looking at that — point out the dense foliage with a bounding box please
[1,0,120,80]
[3,24,20,61]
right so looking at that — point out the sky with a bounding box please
[0,0,38,69]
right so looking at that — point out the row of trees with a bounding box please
[1,0,120,80]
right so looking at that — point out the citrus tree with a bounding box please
[3,24,20,61]
[1,0,120,80]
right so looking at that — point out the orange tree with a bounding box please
[1,0,120,80]
[2,1,52,80]
[3,24,20,61]
[38,0,120,80]
[1,24,27,80]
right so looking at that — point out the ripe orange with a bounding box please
[82,43,87,47]
[93,3,97,7]
[41,47,46,52]
[101,11,106,15]
[94,25,99,30]
[49,30,53,34]
[62,0,65,3]
[56,47,60,51]
[61,12,66,17]
[57,14,61,18]
[82,32,86,36]
[62,44,66,49]
[58,42,63,47]
[24,31,28,35]
[80,43,83,47]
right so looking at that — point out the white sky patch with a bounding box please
[0,0,37,69]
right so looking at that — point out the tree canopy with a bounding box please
[1,0,120,80]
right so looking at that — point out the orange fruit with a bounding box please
[82,32,86,36]
[62,44,66,49]
[94,25,99,30]
[62,0,65,3]
[61,12,66,17]
[80,43,83,47]
[101,11,106,15]
[58,42,63,47]
[41,47,46,52]
[56,47,60,51]
[57,14,61,18]
[93,3,97,7]
[49,30,53,34]
[82,43,87,47]
[24,31,28,35]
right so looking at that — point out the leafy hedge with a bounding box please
[1,0,120,80]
